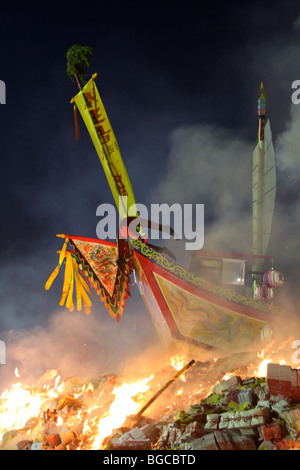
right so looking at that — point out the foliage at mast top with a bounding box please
[66,45,94,85]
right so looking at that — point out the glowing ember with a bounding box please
[171,355,187,382]
[256,358,272,378]
[221,371,235,381]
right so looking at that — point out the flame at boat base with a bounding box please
[0,338,298,450]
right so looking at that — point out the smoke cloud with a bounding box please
[0,300,159,394]
[152,124,253,253]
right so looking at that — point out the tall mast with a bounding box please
[252,82,266,261]
[252,83,276,293]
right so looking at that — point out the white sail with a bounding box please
[252,118,276,256]
[262,119,276,254]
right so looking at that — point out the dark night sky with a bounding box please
[1,0,300,385]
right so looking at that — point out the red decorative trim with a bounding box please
[63,234,117,248]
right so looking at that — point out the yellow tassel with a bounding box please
[66,273,74,312]
[59,237,69,265]
[74,269,82,312]
[74,104,80,141]
[73,261,92,314]
[45,265,60,291]
[45,238,69,290]
[46,237,94,314]
[74,263,94,299]
[59,252,73,307]
[80,284,92,314]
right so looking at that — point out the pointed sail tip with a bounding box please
[260,82,266,99]
[257,82,267,117]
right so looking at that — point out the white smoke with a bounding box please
[276,103,300,181]
[153,123,253,253]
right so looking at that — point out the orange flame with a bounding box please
[170,355,187,382]
[0,337,297,450]
[87,375,153,449]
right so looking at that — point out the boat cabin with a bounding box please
[188,250,278,298]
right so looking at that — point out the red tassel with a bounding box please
[74,104,80,141]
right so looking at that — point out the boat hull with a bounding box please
[48,235,288,356]
[131,239,286,355]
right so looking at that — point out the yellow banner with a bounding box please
[71,74,137,220]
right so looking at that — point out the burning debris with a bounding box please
[1,350,300,450]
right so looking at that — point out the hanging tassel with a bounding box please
[74,104,80,141]
[46,237,96,314]
[73,260,93,314]
[45,238,69,290]
[59,252,73,306]
[66,267,75,312]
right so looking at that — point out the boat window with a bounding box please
[221,259,245,286]
[189,258,222,283]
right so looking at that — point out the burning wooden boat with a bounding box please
[46,54,289,355]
